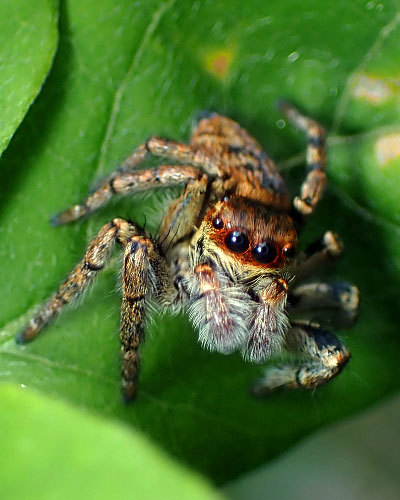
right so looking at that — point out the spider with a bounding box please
[17,102,359,402]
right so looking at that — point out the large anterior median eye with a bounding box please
[252,241,277,264]
[225,230,249,253]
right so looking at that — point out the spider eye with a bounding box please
[225,230,249,253]
[252,241,277,264]
[282,243,296,259]
[212,217,224,229]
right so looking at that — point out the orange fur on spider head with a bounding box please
[201,196,297,271]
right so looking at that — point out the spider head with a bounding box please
[189,195,297,358]
[196,196,297,281]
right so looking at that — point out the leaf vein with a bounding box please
[332,9,400,132]
[95,0,177,180]
[0,350,117,385]
[330,184,400,235]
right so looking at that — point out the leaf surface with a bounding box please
[0,0,59,155]
[1,0,400,484]
[0,384,223,500]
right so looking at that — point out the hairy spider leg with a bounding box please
[251,320,350,395]
[168,242,192,303]
[16,218,137,344]
[157,174,210,305]
[119,234,172,402]
[288,230,359,325]
[51,133,228,226]
[279,101,327,215]
[17,216,173,402]
[158,174,208,252]
[292,231,343,284]
[288,281,360,328]
[52,164,203,225]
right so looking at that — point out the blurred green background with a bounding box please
[0,0,399,498]
[226,393,400,499]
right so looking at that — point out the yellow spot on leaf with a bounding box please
[375,133,400,167]
[204,48,234,80]
[352,73,399,104]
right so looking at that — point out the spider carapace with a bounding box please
[18,102,359,402]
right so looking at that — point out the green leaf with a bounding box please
[0,0,59,156]
[0,384,223,500]
[1,0,400,485]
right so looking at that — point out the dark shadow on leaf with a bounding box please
[0,0,72,217]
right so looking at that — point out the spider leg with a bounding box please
[17,216,173,401]
[16,218,137,344]
[52,165,203,225]
[250,321,350,396]
[119,234,172,402]
[157,174,209,305]
[169,242,192,303]
[288,281,360,328]
[158,174,208,251]
[293,231,343,284]
[52,133,225,226]
[279,101,327,215]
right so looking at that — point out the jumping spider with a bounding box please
[17,102,359,402]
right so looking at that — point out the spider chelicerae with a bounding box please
[17,102,359,402]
